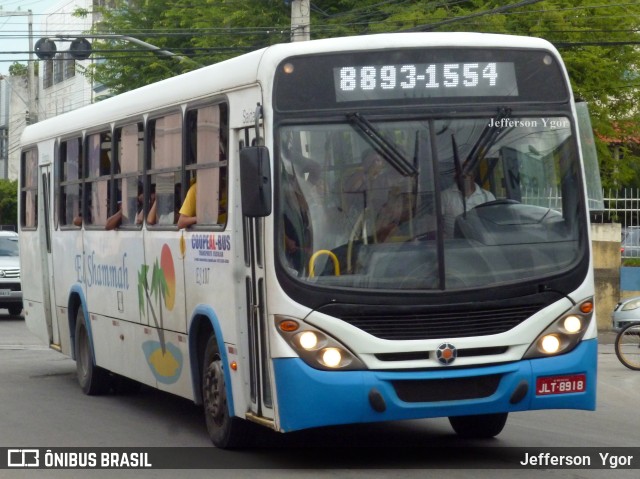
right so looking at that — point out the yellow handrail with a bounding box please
[308,250,340,278]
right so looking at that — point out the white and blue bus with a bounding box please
[19,33,597,448]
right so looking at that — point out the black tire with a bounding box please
[8,305,22,316]
[202,335,250,448]
[75,309,111,395]
[449,412,508,438]
[615,322,640,371]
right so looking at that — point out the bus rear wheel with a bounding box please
[75,309,110,395]
[202,335,250,448]
[448,412,508,438]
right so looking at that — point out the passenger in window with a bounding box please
[217,182,228,224]
[147,183,180,226]
[441,172,495,238]
[105,183,145,230]
[105,203,123,230]
[343,149,405,242]
[177,179,197,229]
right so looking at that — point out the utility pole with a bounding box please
[290,0,310,42]
[27,10,36,124]
[0,10,37,123]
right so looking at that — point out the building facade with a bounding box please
[2,0,99,180]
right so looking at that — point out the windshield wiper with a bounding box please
[463,107,511,174]
[348,112,418,177]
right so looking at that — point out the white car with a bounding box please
[611,296,640,331]
[0,231,22,316]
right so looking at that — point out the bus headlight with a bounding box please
[540,334,561,354]
[276,315,366,371]
[321,348,342,368]
[524,298,593,359]
[563,315,582,333]
[298,331,318,350]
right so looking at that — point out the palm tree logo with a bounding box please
[138,244,182,383]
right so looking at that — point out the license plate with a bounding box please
[536,374,586,395]
[0,289,10,296]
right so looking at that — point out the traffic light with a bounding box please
[34,37,93,60]
[68,38,92,60]
[34,38,57,60]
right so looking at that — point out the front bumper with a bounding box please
[273,339,597,432]
[0,287,22,306]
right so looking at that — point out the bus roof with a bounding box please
[21,32,558,146]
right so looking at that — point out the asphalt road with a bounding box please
[1,311,638,478]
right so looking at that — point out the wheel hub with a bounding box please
[203,360,225,425]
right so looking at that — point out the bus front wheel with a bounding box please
[448,412,508,438]
[202,335,249,448]
[74,309,110,395]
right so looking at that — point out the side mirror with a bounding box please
[240,146,272,217]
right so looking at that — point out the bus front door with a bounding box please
[238,125,274,426]
[39,162,61,348]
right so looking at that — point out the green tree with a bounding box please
[0,179,18,228]
[8,61,38,77]
[8,62,27,77]
[315,0,640,189]
[80,0,290,94]
[82,0,640,188]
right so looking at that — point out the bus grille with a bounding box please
[338,304,543,340]
[392,375,502,402]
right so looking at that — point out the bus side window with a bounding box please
[112,123,144,228]
[85,131,112,227]
[185,103,229,227]
[147,113,182,226]
[59,138,83,227]
[20,149,38,229]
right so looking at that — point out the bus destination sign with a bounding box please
[334,62,518,102]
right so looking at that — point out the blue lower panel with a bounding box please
[273,339,597,432]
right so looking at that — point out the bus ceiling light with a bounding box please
[524,298,593,359]
[283,63,295,74]
[275,315,365,371]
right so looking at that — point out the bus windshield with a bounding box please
[277,113,585,290]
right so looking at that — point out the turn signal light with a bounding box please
[579,301,593,314]
[279,319,299,332]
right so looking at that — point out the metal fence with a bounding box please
[593,189,640,258]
